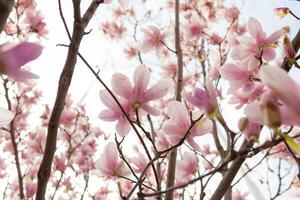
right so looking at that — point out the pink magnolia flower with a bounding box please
[176,152,198,182]
[99,90,131,137]
[95,142,128,177]
[101,21,127,40]
[0,107,14,127]
[0,42,42,80]
[163,101,211,150]
[221,62,265,107]
[25,9,48,37]
[130,153,148,174]
[231,17,282,71]
[183,79,217,115]
[184,14,206,39]
[141,26,166,52]
[220,63,251,93]
[111,64,171,116]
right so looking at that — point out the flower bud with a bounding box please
[274,7,289,19]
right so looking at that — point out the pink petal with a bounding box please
[1,42,42,72]
[247,56,260,72]
[248,17,263,41]
[99,90,119,111]
[163,122,188,136]
[186,138,201,152]
[262,48,276,61]
[144,80,171,102]
[260,65,300,116]
[99,110,120,121]
[97,142,119,176]
[111,73,133,100]
[231,45,252,60]
[116,118,131,137]
[142,104,160,116]
[167,101,190,127]
[266,29,283,45]
[220,63,248,81]
[133,65,150,99]
[244,102,264,124]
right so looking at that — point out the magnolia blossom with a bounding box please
[184,14,206,39]
[176,152,198,183]
[95,142,128,177]
[220,62,264,106]
[25,9,48,37]
[183,79,217,115]
[231,17,282,71]
[99,90,131,137]
[141,26,166,52]
[163,101,212,150]
[0,42,42,80]
[0,107,14,127]
[111,64,171,116]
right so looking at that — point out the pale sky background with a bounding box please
[10,0,300,199]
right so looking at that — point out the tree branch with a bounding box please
[0,0,14,34]
[35,1,103,200]
[165,0,183,199]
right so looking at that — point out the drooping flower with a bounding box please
[0,42,43,80]
[95,142,128,177]
[231,17,282,71]
[111,64,171,116]
[0,107,14,127]
[99,90,131,137]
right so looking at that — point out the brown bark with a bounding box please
[0,0,14,34]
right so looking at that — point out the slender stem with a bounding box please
[165,1,183,199]
[3,80,24,199]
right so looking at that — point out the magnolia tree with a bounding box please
[1,0,300,199]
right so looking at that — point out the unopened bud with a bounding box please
[238,117,260,141]
[261,101,281,128]
[283,35,296,59]
[274,7,289,19]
